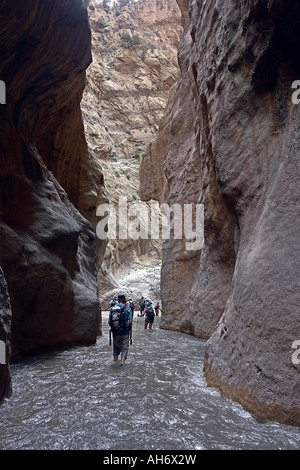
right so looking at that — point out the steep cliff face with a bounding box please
[83,0,181,160]
[81,0,182,301]
[140,0,236,339]
[140,0,300,425]
[0,0,103,397]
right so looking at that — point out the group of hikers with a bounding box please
[137,296,160,323]
[108,294,161,365]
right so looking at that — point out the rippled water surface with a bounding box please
[1,312,300,450]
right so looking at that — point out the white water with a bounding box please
[0,312,299,450]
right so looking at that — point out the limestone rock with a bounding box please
[0,0,102,361]
[140,0,300,425]
[82,0,182,284]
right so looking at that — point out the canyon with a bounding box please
[0,0,104,401]
[81,0,182,305]
[0,0,182,402]
[140,0,300,425]
[0,0,300,428]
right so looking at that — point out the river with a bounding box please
[0,311,299,451]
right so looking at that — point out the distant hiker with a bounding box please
[129,299,135,317]
[144,300,155,330]
[108,294,132,365]
[154,302,160,316]
[109,297,117,308]
[139,296,145,316]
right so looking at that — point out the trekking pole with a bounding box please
[130,326,132,345]
[109,329,112,346]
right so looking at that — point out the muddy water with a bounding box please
[0,312,299,450]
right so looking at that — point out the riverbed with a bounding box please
[0,312,299,450]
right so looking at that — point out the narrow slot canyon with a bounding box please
[0,0,300,452]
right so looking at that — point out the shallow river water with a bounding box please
[0,311,300,450]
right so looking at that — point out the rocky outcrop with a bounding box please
[140,0,300,425]
[0,0,103,378]
[83,0,181,160]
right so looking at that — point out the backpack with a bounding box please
[146,305,154,322]
[110,304,127,332]
[129,301,135,309]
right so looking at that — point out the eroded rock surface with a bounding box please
[0,0,103,373]
[140,0,300,425]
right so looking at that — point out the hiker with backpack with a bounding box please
[108,294,133,365]
[144,300,155,330]
[139,296,145,316]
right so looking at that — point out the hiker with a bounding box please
[144,300,155,330]
[139,296,145,316]
[108,294,132,365]
[154,301,160,316]
[129,298,135,317]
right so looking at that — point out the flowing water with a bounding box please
[0,311,300,450]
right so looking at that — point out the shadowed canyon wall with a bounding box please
[140,0,300,425]
[0,0,104,402]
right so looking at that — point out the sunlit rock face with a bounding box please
[0,0,103,373]
[140,0,300,425]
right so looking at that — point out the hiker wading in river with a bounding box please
[108,294,132,365]
[144,300,155,330]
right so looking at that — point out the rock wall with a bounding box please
[140,0,300,425]
[0,0,103,402]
